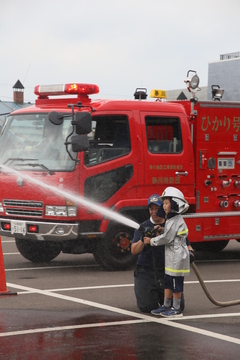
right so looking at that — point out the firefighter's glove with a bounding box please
[189,249,195,263]
[139,225,157,239]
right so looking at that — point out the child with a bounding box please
[144,186,190,317]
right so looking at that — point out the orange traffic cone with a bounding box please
[0,236,17,296]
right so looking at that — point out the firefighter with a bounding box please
[144,187,190,317]
[131,194,165,313]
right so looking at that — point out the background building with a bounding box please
[167,51,240,102]
[0,80,32,128]
[207,51,240,101]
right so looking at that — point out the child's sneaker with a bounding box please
[151,305,170,316]
[160,307,183,318]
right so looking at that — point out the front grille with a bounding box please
[5,209,43,216]
[3,199,43,217]
[3,200,43,208]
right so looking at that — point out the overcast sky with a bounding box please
[1,0,240,103]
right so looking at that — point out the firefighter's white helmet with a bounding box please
[161,187,189,214]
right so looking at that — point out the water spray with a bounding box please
[0,164,141,231]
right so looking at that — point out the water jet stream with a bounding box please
[0,164,140,231]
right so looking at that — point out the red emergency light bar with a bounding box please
[34,83,99,97]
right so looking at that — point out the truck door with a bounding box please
[83,113,137,205]
[140,111,195,201]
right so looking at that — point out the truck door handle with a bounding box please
[175,171,188,176]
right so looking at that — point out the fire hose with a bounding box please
[140,226,240,307]
[191,260,240,307]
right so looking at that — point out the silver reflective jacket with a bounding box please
[150,214,190,277]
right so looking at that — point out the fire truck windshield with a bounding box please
[0,113,77,172]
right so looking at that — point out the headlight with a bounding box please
[45,205,77,217]
[45,206,67,216]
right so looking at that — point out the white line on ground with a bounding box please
[3,252,20,255]
[1,240,15,243]
[5,281,240,345]
[5,264,99,272]
[16,284,134,295]
[0,319,148,338]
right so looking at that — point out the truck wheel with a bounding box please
[93,223,137,271]
[15,238,61,262]
[192,240,229,252]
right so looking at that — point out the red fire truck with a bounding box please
[0,71,239,270]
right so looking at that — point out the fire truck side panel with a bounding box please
[194,101,240,213]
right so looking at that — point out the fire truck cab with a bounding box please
[0,72,239,270]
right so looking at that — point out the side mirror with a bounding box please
[71,135,89,152]
[48,111,64,125]
[72,112,92,134]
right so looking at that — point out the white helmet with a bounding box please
[161,187,189,214]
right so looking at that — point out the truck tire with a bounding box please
[192,240,229,252]
[15,238,61,262]
[93,223,137,271]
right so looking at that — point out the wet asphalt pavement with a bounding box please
[0,237,240,359]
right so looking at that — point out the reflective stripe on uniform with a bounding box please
[177,228,188,236]
[165,266,190,274]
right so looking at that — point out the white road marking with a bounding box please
[0,319,147,338]
[17,283,134,295]
[1,240,15,243]
[3,252,20,255]
[186,279,240,284]
[4,281,240,345]
[5,264,99,272]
